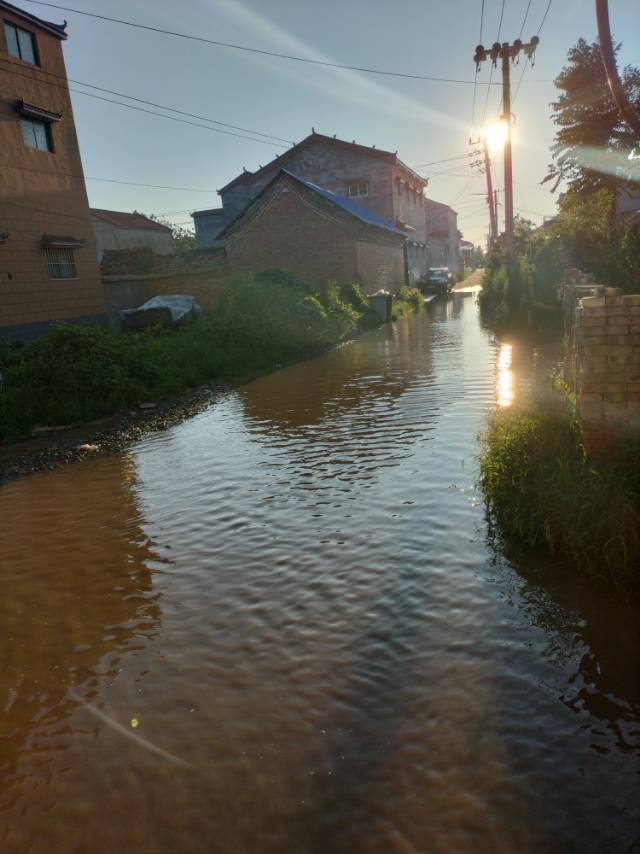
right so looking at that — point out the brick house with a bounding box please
[425,198,461,274]
[193,131,428,262]
[0,0,105,339]
[218,170,407,293]
[91,209,173,261]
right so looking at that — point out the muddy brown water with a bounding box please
[1,296,638,853]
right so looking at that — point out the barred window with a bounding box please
[46,247,77,279]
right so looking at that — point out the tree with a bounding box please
[545,38,640,194]
[148,215,197,254]
[545,39,640,293]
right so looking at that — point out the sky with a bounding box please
[19,0,640,245]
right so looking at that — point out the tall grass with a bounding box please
[0,271,374,439]
[479,386,640,597]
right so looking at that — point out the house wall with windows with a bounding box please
[0,1,105,339]
[194,134,428,258]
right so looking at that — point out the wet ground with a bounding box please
[1,294,638,853]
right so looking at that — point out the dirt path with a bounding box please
[453,269,483,291]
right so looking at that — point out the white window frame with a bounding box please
[46,247,78,280]
[347,181,369,198]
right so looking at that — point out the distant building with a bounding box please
[91,209,173,260]
[425,199,461,273]
[193,132,429,281]
[460,239,474,266]
[0,0,105,339]
[218,170,407,294]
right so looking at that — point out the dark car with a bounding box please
[422,267,453,295]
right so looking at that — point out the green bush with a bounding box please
[0,270,368,439]
[479,386,640,597]
[392,286,424,319]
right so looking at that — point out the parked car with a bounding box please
[422,267,453,295]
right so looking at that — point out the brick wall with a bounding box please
[574,291,640,457]
[355,239,405,293]
[0,8,105,337]
[225,185,360,291]
[142,270,230,312]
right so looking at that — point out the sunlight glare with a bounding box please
[496,343,514,408]
[485,121,509,154]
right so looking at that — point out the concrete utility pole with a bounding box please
[474,36,540,256]
[482,137,498,243]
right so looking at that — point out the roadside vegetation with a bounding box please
[480,38,639,332]
[392,286,424,320]
[480,383,640,598]
[0,271,418,440]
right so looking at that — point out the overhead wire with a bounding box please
[21,0,498,86]
[471,0,485,132]
[0,56,291,148]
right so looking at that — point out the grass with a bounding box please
[392,286,424,320]
[0,271,385,440]
[479,383,640,598]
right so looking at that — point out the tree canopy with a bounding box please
[546,38,640,194]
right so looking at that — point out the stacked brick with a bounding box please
[574,290,640,457]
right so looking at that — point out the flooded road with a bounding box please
[1,296,638,853]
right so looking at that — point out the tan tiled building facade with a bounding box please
[0,0,105,339]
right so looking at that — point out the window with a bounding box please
[46,247,77,279]
[21,117,53,152]
[347,181,369,198]
[4,22,38,64]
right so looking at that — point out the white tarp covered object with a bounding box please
[121,295,203,327]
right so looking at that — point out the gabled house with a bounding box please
[194,131,428,252]
[218,169,407,293]
[91,209,173,260]
[0,0,105,339]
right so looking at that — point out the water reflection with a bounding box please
[0,456,161,845]
[496,343,514,407]
[0,298,638,852]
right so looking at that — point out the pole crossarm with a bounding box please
[472,37,540,255]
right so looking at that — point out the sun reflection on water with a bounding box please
[497,343,514,407]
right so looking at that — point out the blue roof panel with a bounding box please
[281,170,407,237]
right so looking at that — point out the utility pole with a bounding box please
[474,36,540,256]
[482,137,498,243]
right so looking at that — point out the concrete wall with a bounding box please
[406,241,428,286]
[102,279,146,316]
[0,8,105,338]
[574,291,640,457]
[92,221,173,260]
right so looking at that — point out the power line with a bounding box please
[518,0,533,38]
[497,0,506,41]
[0,57,290,148]
[2,161,217,192]
[471,0,486,130]
[414,152,473,168]
[21,0,498,86]
[537,0,554,34]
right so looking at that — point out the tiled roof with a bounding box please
[283,171,407,236]
[91,209,172,232]
[0,1,67,38]
[218,132,426,193]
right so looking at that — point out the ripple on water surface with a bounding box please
[1,296,638,853]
